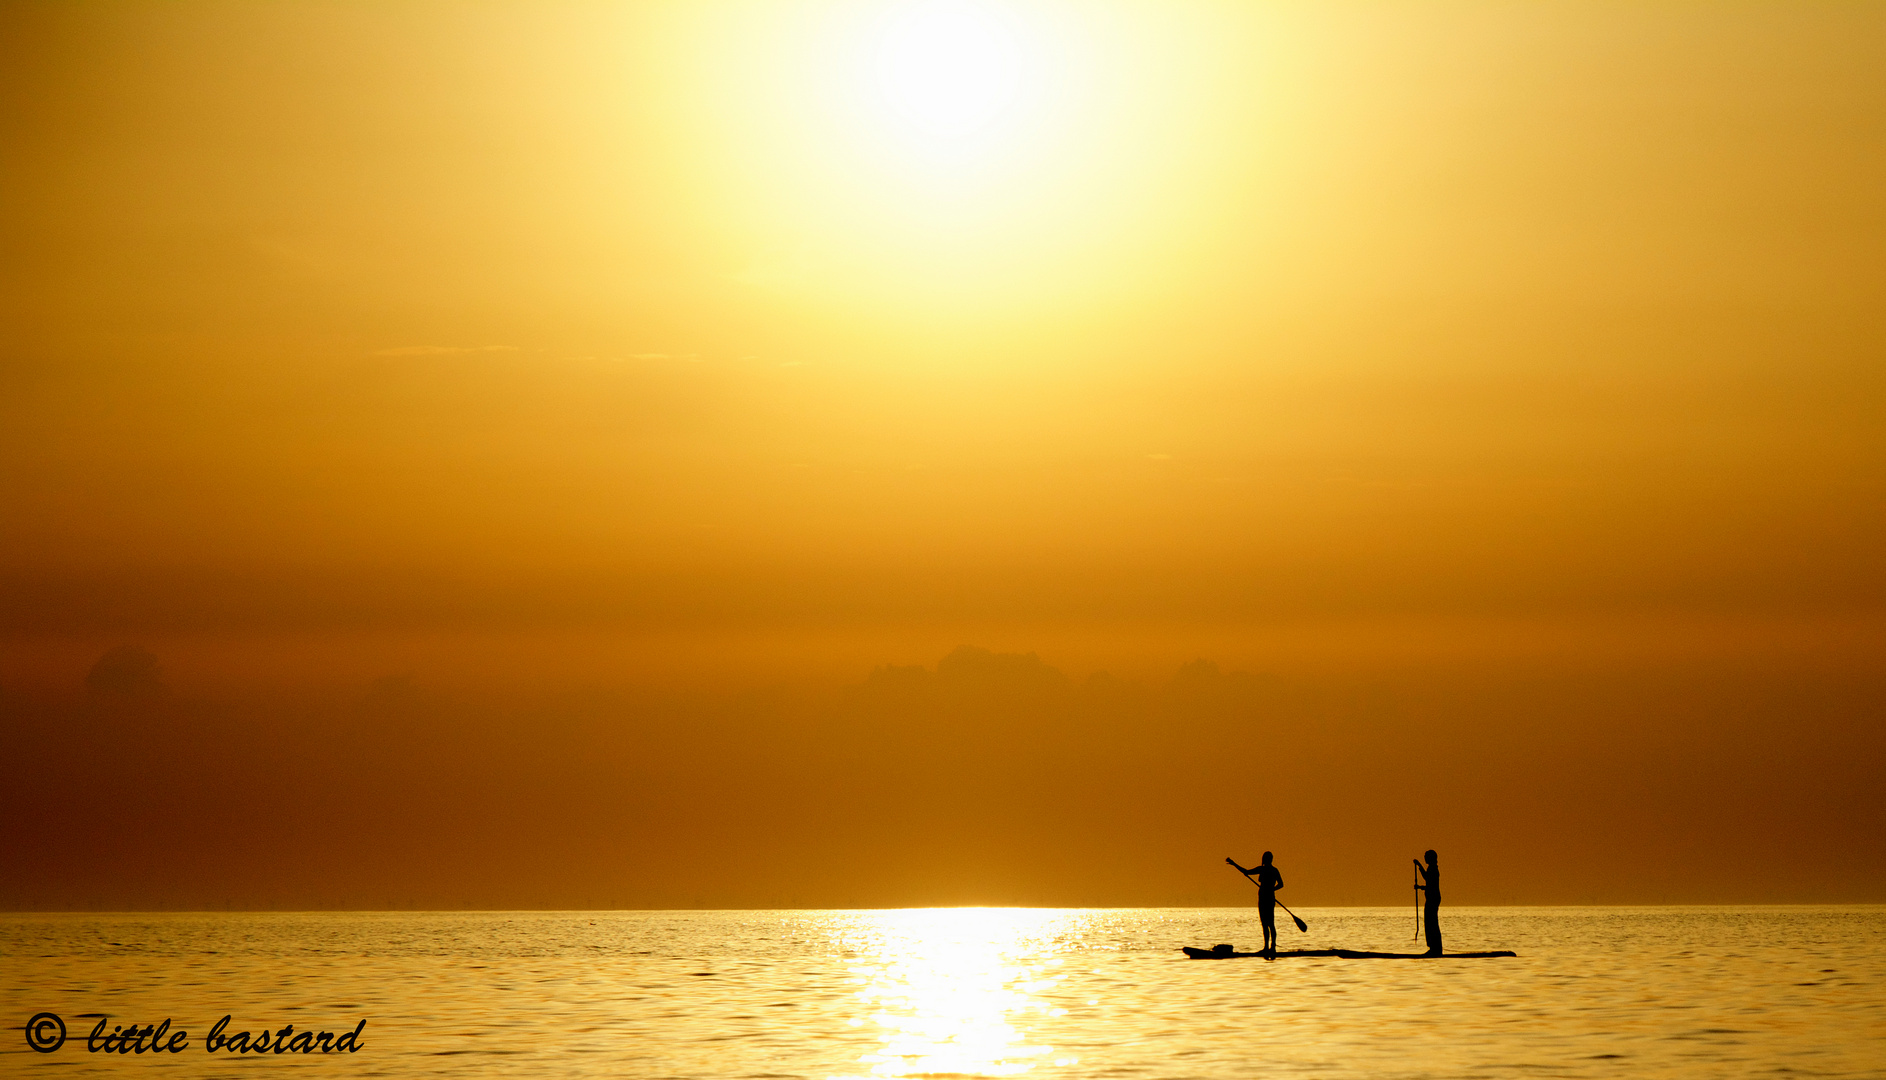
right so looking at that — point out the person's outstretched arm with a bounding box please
[1227,858,1251,875]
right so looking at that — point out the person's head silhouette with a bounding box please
[1261,851,1273,865]
[1425,849,1438,865]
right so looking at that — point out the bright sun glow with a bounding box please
[843,0,1076,180]
[680,1,1234,325]
[875,2,1024,139]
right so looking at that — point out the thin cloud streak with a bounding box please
[372,345,521,357]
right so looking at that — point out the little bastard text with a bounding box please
[205,1015,367,1054]
[23,1012,365,1055]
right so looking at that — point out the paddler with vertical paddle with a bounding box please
[1226,852,1306,958]
[1413,849,1442,956]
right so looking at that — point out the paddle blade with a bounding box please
[1292,915,1309,933]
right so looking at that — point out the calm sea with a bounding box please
[4,907,1882,1078]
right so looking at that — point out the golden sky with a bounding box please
[2,1,1883,908]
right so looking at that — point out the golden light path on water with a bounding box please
[835,908,1079,1078]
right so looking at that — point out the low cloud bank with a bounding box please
[3,644,1881,910]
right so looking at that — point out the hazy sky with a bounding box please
[2,1,1882,908]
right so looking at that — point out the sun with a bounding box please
[673,0,1218,321]
[873,2,1026,141]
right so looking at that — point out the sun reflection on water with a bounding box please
[835,908,1079,1079]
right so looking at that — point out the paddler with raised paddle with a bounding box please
[1225,852,1306,958]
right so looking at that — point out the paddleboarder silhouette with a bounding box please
[1413,850,1442,956]
[1228,851,1284,957]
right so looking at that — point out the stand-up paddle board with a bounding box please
[1331,949,1516,959]
[1182,946,1516,960]
[1182,946,1342,959]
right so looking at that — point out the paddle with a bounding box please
[1225,858,1309,932]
